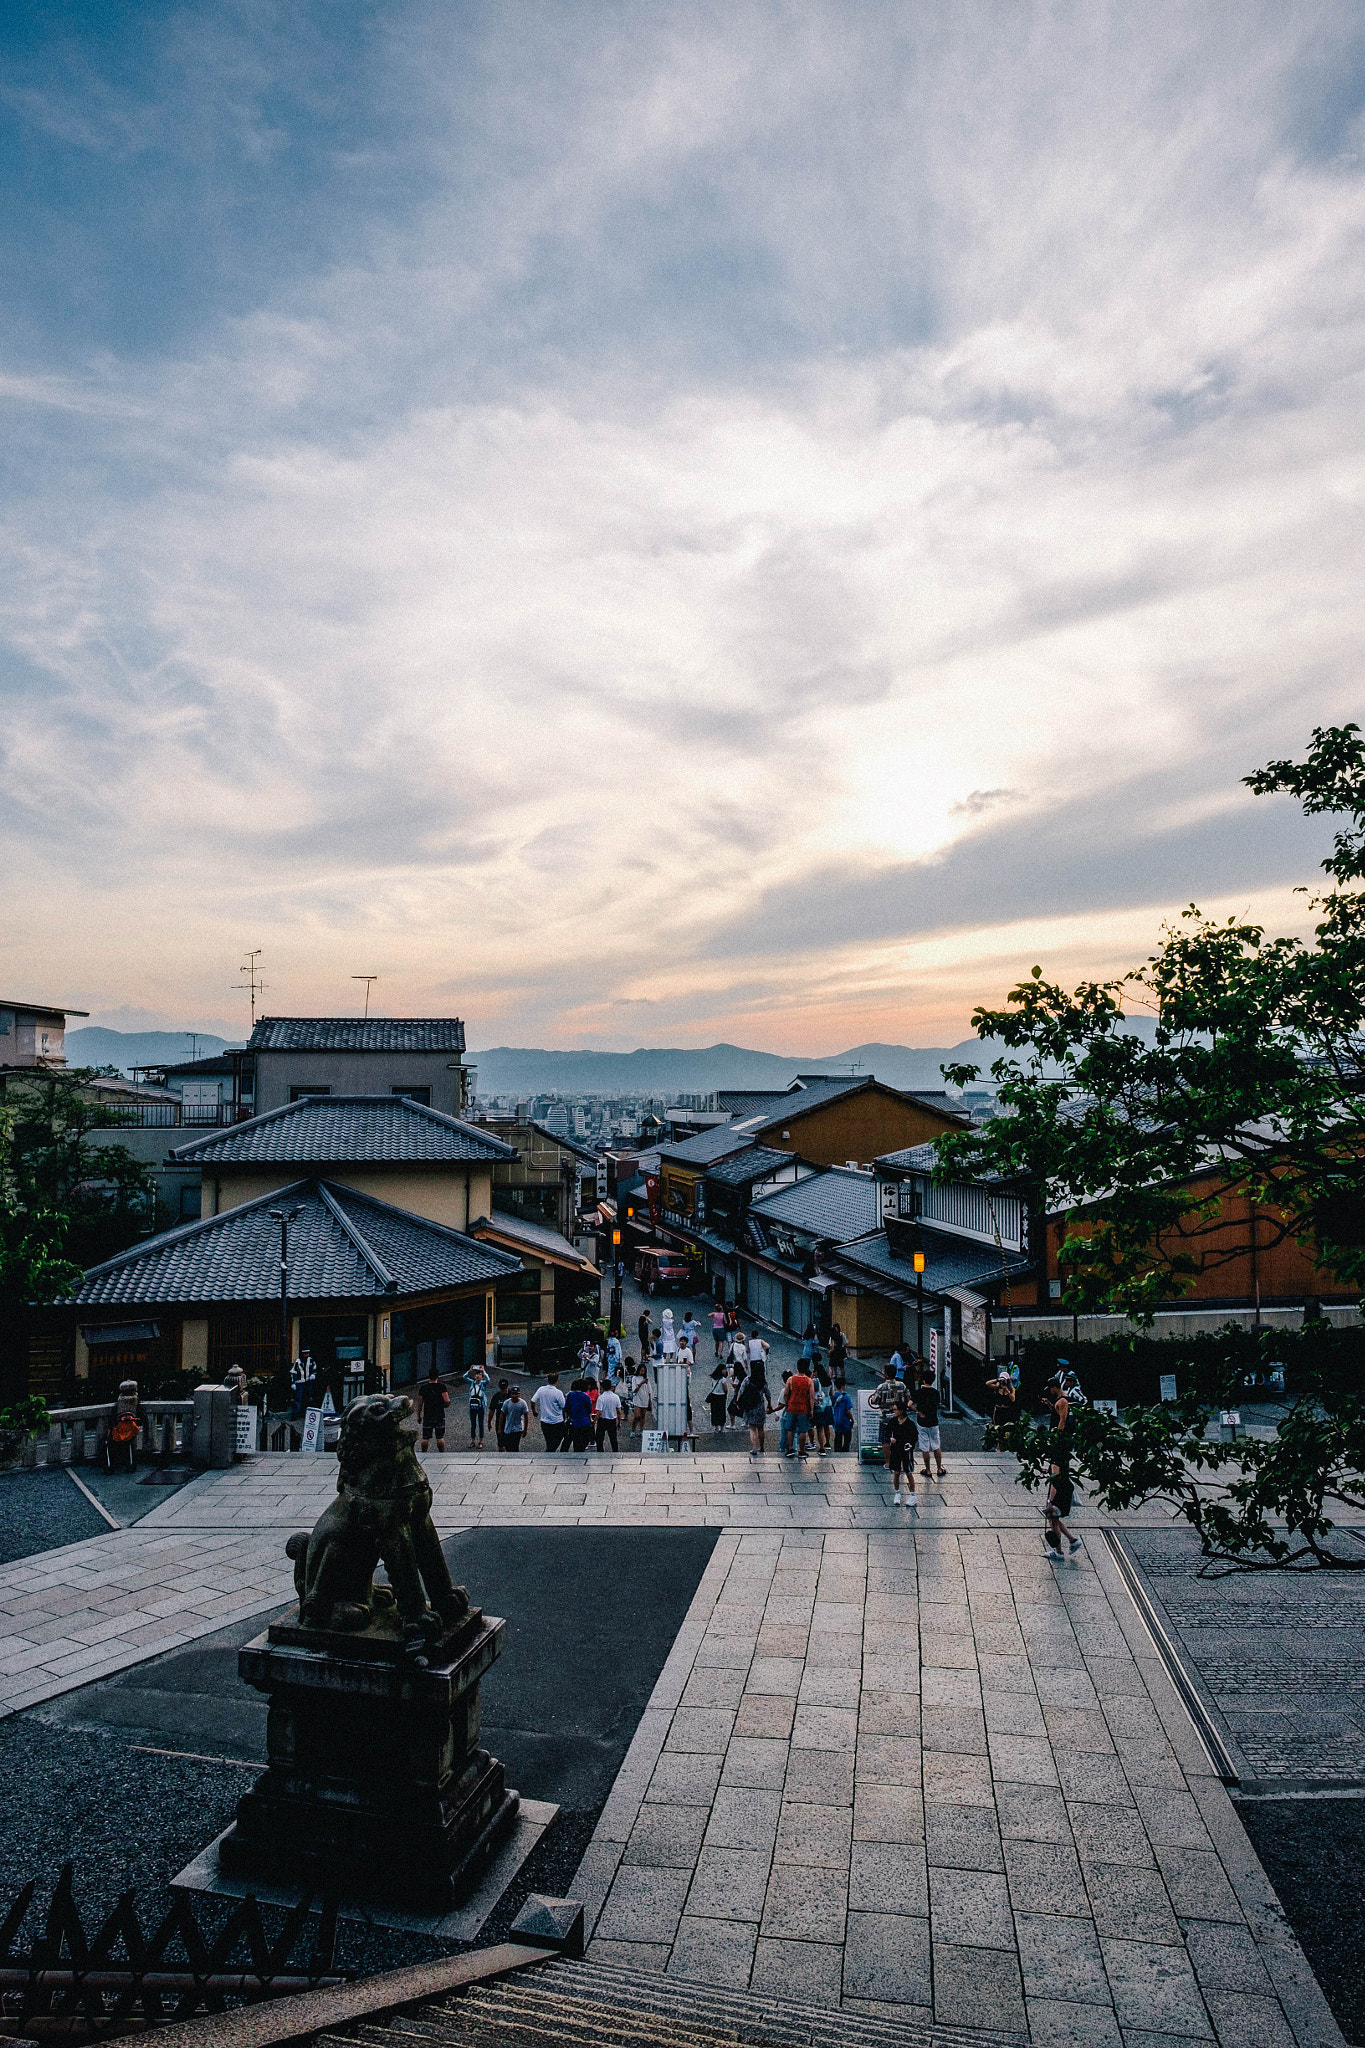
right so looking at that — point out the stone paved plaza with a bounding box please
[0,1448,1354,2045]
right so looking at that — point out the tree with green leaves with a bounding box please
[0,1070,157,1398]
[938,725,1365,1570]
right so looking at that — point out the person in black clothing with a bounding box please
[988,1374,1018,1448]
[1042,1379,1081,1558]
[828,1326,847,1389]
[492,1378,511,1451]
[418,1366,450,1453]
[915,1365,945,1477]
[885,1394,919,1508]
[637,1309,653,1359]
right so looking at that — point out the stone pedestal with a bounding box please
[218,1606,519,1911]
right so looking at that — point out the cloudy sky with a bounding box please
[2,1,1362,1053]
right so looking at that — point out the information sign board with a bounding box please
[234,1405,258,1455]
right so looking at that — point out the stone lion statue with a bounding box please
[286,1394,470,1655]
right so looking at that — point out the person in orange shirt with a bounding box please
[785,1366,816,1462]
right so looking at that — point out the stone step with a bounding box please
[323,1953,1025,2048]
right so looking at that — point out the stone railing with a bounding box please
[42,1400,195,1467]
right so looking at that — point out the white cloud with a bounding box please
[1,1,1362,1047]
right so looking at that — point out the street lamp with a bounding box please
[269,1204,305,1386]
[912,1229,926,1359]
[609,1228,623,1338]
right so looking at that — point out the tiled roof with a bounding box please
[655,1116,767,1167]
[722,1077,867,1117]
[71,1180,521,1308]
[750,1168,882,1243]
[877,1142,941,1173]
[470,1210,596,1271]
[705,1145,797,1187]
[820,1225,1031,1301]
[170,1095,516,1166]
[247,1016,466,1053]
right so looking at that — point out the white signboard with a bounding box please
[929,1328,939,1376]
[1093,1398,1118,1417]
[234,1404,258,1455]
[1159,1375,1178,1403]
[300,1406,323,1453]
[641,1429,668,1455]
[857,1389,883,1461]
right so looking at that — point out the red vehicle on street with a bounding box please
[633,1248,693,1296]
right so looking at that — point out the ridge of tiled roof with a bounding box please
[70,1178,521,1308]
[704,1144,797,1186]
[170,1095,517,1165]
[655,1116,767,1166]
[821,1224,1031,1298]
[247,1016,466,1052]
[749,1167,882,1243]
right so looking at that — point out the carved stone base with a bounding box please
[218,1610,519,1911]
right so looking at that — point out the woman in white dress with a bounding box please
[660,1308,678,1359]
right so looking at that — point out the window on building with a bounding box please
[178,1184,201,1220]
[391,1086,431,1105]
[289,1085,331,1101]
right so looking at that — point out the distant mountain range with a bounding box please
[467,1040,1005,1097]
[68,1028,233,1072]
[70,1022,1161,1093]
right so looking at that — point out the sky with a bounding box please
[2,0,1363,1054]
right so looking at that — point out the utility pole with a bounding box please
[351,974,378,1018]
[236,951,267,1028]
[270,1203,305,1385]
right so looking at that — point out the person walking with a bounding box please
[829,1325,848,1388]
[492,1378,512,1451]
[785,1362,816,1462]
[988,1371,1018,1447]
[746,1329,770,1372]
[531,1371,567,1452]
[565,1378,594,1452]
[595,1377,622,1451]
[628,1359,652,1435]
[889,1344,907,1382]
[813,1367,834,1453]
[682,1311,702,1357]
[706,1370,729,1434]
[869,1363,900,1467]
[886,1390,919,1509]
[1042,1377,1081,1558]
[831,1383,855,1451]
[777,1371,797,1457]
[710,1304,727,1356]
[464,1362,490,1447]
[740,1357,773,1460]
[418,1366,450,1453]
[501,1385,529,1451]
[915,1364,946,1477]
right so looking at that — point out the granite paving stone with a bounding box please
[1101,1936,1214,2038]
[929,1864,1015,1948]
[933,1940,1028,2035]
[841,1910,932,2006]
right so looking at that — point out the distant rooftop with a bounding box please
[170,1094,516,1166]
[750,1167,882,1244]
[247,1016,466,1053]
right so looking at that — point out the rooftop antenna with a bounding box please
[351,974,378,1018]
[235,950,267,1028]
[188,1033,199,1062]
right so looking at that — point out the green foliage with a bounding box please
[524,1318,602,1375]
[944,728,1365,1571]
[1009,1319,1363,1410]
[991,1349,1365,1572]
[0,1394,50,1435]
[940,724,1365,1317]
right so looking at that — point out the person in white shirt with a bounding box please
[747,1332,770,1367]
[660,1308,678,1357]
[530,1373,567,1452]
[594,1382,623,1451]
[681,1314,702,1355]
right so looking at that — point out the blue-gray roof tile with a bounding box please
[71,1180,521,1308]
[247,1016,466,1052]
[170,1095,516,1166]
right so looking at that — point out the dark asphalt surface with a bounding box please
[1236,1798,1365,2046]
[5,1523,717,1975]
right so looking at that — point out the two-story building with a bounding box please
[0,995,88,1069]
[245,1016,472,1116]
[813,1142,1035,1366]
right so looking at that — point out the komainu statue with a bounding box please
[285,1393,470,1659]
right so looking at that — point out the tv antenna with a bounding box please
[351,974,378,1018]
[236,950,268,1027]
